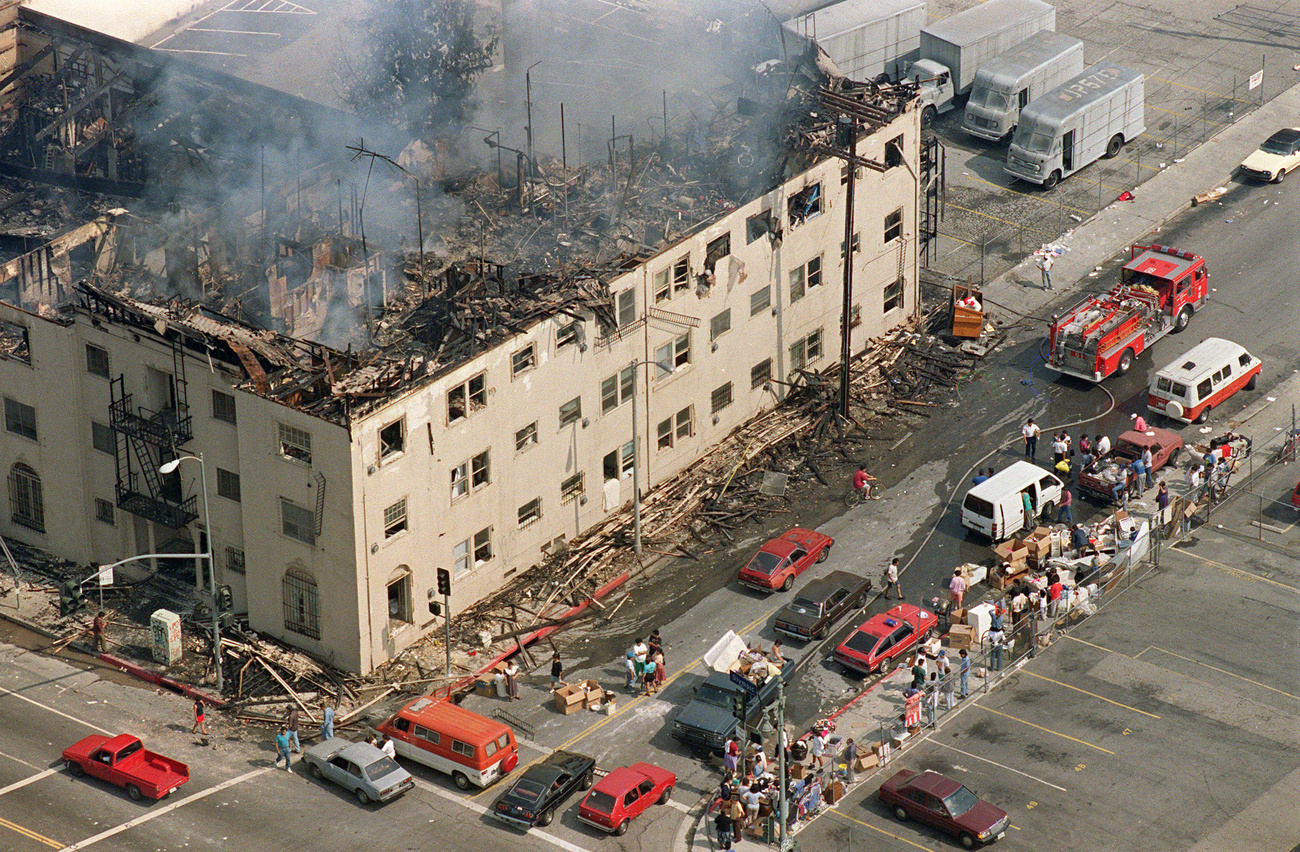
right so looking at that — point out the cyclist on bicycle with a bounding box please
[853,466,879,499]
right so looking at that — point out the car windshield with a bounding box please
[585,790,617,814]
[694,683,734,709]
[1261,134,1295,154]
[970,86,1009,109]
[364,756,402,781]
[843,630,883,655]
[1113,440,1142,459]
[943,785,979,817]
[1027,131,1054,153]
[746,551,784,576]
[790,596,820,611]
[510,777,547,804]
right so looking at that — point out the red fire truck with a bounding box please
[1046,244,1209,382]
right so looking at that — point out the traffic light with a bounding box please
[427,589,441,616]
[59,579,85,616]
[436,567,451,597]
[217,585,234,612]
[731,692,747,722]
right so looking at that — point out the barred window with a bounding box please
[95,498,115,525]
[282,568,320,640]
[85,344,110,378]
[8,463,43,532]
[751,358,772,389]
[226,546,246,574]
[518,497,542,527]
[711,382,733,414]
[561,473,584,504]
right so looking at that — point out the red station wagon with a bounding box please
[577,762,675,836]
[834,604,935,675]
[737,527,834,593]
[879,769,1010,848]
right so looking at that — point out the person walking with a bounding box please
[910,655,927,690]
[320,701,335,741]
[884,557,903,600]
[550,653,566,692]
[843,738,858,782]
[938,651,955,710]
[1058,488,1074,524]
[958,649,971,698]
[642,654,659,696]
[274,726,292,771]
[504,659,521,701]
[1157,481,1170,512]
[91,611,107,653]
[192,698,208,736]
[1141,446,1155,489]
[924,673,939,727]
[286,706,301,753]
[1036,251,1054,290]
[987,624,1006,671]
[948,570,966,611]
[715,807,735,851]
[810,729,827,769]
[1022,418,1040,459]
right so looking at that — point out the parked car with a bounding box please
[878,769,1010,848]
[577,762,675,836]
[833,604,936,676]
[1290,477,1300,509]
[1238,127,1300,183]
[491,750,596,829]
[737,527,834,592]
[774,570,874,640]
[62,734,189,801]
[301,737,414,804]
[1077,427,1182,500]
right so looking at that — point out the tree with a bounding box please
[345,0,498,136]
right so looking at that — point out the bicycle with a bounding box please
[844,479,879,506]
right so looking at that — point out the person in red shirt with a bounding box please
[1047,573,1064,618]
[852,466,879,499]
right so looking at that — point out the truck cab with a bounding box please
[908,59,955,128]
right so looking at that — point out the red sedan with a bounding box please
[577,762,675,836]
[737,527,834,593]
[833,604,935,675]
[879,769,1009,848]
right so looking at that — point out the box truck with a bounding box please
[783,0,927,84]
[908,0,1056,128]
[1005,61,1145,187]
[961,33,1084,141]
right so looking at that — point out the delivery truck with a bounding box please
[783,0,926,84]
[962,33,1084,141]
[1005,61,1145,187]
[909,0,1056,128]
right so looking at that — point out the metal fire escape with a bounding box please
[919,134,945,269]
[110,336,197,528]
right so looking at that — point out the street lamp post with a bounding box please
[629,359,674,558]
[160,453,222,694]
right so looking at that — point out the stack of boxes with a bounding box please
[553,679,604,714]
[990,539,1029,589]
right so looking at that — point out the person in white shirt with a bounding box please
[1096,434,1112,457]
[381,735,396,759]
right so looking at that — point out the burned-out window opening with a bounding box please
[884,278,904,313]
[91,420,114,454]
[711,382,733,414]
[705,234,731,273]
[282,567,320,639]
[746,210,774,244]
[8,463,43,533]
[383,498,408,538]
[217,468,242,502]
[471,450,490,490]
[603,441,634,481]
[473,528,493,565]
[655,332,690,378]
[653,267,671,303]
[4,397,37,441]
[673,256,691,295]
[387,568,411,624]
[518,497,542,528]
[278,423,312,465]
[710,309,731,341]
[379,419,405,459]
[561,473,584,504]
[447,373,488,424]
[559,396,582,428]
[616,290,637,327]
[788,184,822,227]
[515,421,538,452]
[280,499,316,546]
[0,319,30,365]
[226,547,246,575]
[884,208,903,243]
[840,233,860,260]
[511,344,536,377]
[751,358,772,389]
[85,344,110,378]
[885,135,903,169]
[601,366,634,414]
[790,255,823,303]
[750,286,771,316]
[556,320,581,350]
[95,498,115,526]
[212,390,237,425]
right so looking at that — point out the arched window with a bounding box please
[282,567,319,639]
[8,463,44,532]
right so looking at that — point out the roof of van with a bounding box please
[971,34,1083,88]
[396,696,510,741]
[1154,338,1253,382]
[1019,61,1143,124]
[966,460,1058,499]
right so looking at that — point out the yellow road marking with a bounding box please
[975,706,1115,754]
[1023,671,1160,719]
[824,810,944,851]
[0,816,61,849]
[1165,548,1300,593]
[1144,647,1300,702]
[1146,76,1255,105]
[1061,634,1127,656]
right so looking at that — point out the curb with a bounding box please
[100,653,226,707]
[0,608,61,641]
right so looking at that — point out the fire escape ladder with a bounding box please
[313,471,326,538]
[109,375,198,529]
[170,334,191,441]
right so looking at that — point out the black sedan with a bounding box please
[491,750,596,829]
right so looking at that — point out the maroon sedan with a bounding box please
[577,762,675,836]
[833,604,935,675]
[879,769,1009,848]
[737,527,834,593]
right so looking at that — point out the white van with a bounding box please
[960,460,1063,540]
[1146,338,1262,425]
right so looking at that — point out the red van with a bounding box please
[1147,338,1261,425]
[377,696,518,790]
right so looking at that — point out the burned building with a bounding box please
[0,2,929,674]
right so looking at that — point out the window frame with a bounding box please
[560,472,584,504]
[91,420,115,455]
[216,467,242,502]
[278,422,312,465]
[515,421,539,452]
[212,389,237,424]
[4,397,37,441]
[601,366,634,414]
[556,320,581,350]
[672,256,691,295]
[95,497,115,525]
[226,546,246,574]
[383,497,409,539]
[884,207,903,243]
[788,183,823,227]
[616,290,636,327]
[511,344,536,378]
[710,308,731,341]
[280,498,316,546]
[379,418,406,460]
[603,441,635,481]
[654,332,690,380]
[751,358,772,390]
[450,460,469,500]
[750,285,771,316]
[711,382,733,414]
[558,396,583,428]
[447,372,488,424]
[883,278,904,313]
[8,463,44,532]
[653,267,671,303]
[518,497,542,528]
[470,450,491,490]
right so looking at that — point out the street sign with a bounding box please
[729,669,760,698]
[97,564,114,586]
[1248,69,1263,91]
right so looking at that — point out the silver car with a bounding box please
[302,737,414,804]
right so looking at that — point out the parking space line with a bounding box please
[823,810,944,851]
[974,707,1115,754]
[1061,634,1127,657]
[1143,646,1300,701]
[0,816,61,849]
[409,776,591,852]
[930,741,1066,791]
[1161,547,1300,593]
[0,767,60,797]
[1023,671,1160,719]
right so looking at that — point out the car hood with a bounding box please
[675,700,733,735]
[958,800,1010,833]
[1242,149,1288,170]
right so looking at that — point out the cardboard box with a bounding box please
[789,763,806,780]
[554,683,587,714]
[950,608,966,624]
[993,539,1029,568]
[473,680,493,698]
[854,753,879,771]
[577,679,604,710]
[826,780,845,804]
[946,624,975,650]
[869,740,885,755]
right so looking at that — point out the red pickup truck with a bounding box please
[63,734,189,801]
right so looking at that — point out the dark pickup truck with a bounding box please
[773,571,873,641]
[670,632,785,755]
[1079,427,1183,500]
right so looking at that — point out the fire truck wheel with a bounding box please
[1174,306,1192,332]
[1116,349,1135,375]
